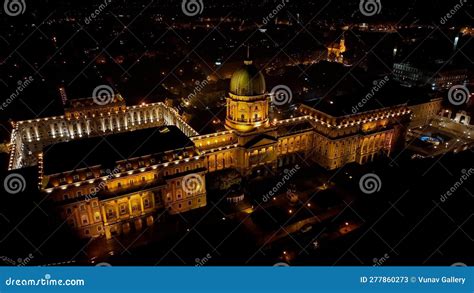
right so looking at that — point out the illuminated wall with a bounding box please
[225,92,270,132]
[41,147,208,239]
[9,102,199,170]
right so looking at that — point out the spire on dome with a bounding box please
[244,44,252,65]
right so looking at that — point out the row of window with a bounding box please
[82,225,102,236]
[105,198,152,218]
[175,198,202,210]
[57,161,201,189]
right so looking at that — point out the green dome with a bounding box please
[229,61,266,96]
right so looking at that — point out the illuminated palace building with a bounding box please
[8,57,444,239]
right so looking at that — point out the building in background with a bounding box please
[327,35,346,64]
[393,62,468,90]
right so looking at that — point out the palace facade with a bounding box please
[8,57,443,239]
